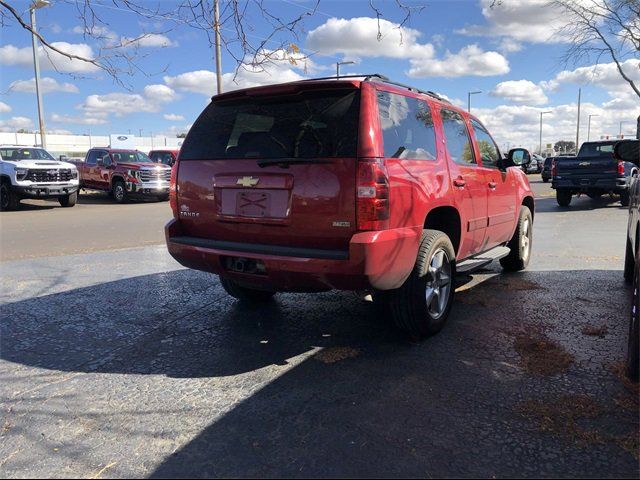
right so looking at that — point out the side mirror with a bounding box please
[508,148,531,166]
[614,140,639,165]
[59,155,68,162]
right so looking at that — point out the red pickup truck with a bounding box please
[72,148,172,203]
[165,74,535,336]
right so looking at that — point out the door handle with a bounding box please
[488,181,497,189]
[453,177,466,188]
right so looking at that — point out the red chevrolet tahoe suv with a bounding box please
[165,74,535,336]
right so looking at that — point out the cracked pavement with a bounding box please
[0,180,638,478]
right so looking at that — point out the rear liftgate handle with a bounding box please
[453,176,466,188]
[488,180,497,190]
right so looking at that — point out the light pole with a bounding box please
[587,114,599,141]
[336,61,355,79]
[467,91,482,113]
[213,0,223,95]
[539,111,552,155]
[30,0,50,149]
[575,87,581,150]
[620,120,629,138]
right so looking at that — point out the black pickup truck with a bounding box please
[552,140,638,207]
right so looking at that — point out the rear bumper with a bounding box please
[165,219,421,292]
[14,183,78,198]
[552,176,628,192]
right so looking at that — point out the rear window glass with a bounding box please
[180,89,360,160]
[377,91,437,160]
[578,143,615,157]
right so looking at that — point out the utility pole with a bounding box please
[575,88,581,151]
[467,90,482,113]
[587,114,599,141]
[539,111,551,155]
[30,1,50,149]
[213,0,223,95]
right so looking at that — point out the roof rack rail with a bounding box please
[300,73,389,82]
[299,74,451,104]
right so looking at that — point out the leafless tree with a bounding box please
[552,0,640,98]
[0,0,425,88]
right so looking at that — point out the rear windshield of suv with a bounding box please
[180,88,360,160]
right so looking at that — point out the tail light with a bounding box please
[357,159,389,230]
[551,159,557,177]
[618,161,625,176]
[169,161,178,217]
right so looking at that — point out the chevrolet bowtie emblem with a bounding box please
[237,176,259,187]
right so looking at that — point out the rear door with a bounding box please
[176,85,361,252]
[439,109,488,257]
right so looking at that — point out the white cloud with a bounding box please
[78,84,177,118]
[307,17,434,59]
[496,38,523,54]
[0,42,98,73]
[165,49,310,96]
[0,102,11,113]
[121,33,176,48]
[542,59,640,92]
[51,113,108,125]
[9,77,79,94]
[407,44,509,78]
[164,114,185,121]
[456,0,577,44]
[0,116,33,132]
[490,80,548,105]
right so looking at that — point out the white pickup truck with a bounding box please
[0,145,80,210]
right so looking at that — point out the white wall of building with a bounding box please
[0,132,184,159]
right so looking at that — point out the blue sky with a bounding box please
[1,0,638,150]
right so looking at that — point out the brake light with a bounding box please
[618,161,625,175]
[357,159,389,230]
[169,161,178,217]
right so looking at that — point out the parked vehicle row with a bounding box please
[0,145,179,210]
[165,74,536,338]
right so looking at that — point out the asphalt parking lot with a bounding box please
[1,179,638,478]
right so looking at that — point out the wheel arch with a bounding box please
[522,195,535,220]
[423,205,462,255]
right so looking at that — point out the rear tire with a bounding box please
[0,182,20,211]
[157,194,169,202]
[58,191,77,207]
[388,230,456,338]
[556,189,572,207]
[620,190,631,207]
[542,178,549,183]
[624,237,635,284]
[500,206,533,272]
[220,276,275,302]
[112,180,127,204]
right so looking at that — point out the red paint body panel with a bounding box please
[166,78,534,292]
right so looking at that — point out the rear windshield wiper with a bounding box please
[256,158,334,168]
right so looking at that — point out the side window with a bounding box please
[470,120,501,168]
[377,90,437,160]
[86,150,98,164]
[441,109,476,165]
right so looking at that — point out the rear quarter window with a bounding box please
[377,91,437,160]
[179,88,360,160]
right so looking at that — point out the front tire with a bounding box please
[220,276,275,302]
[500,206,533,272]
[0,182,20,211]
[58,191,77,207]
[388,230,456,337]
[112,180,127,204]
[556,189,572,207]
[621,190,631,207]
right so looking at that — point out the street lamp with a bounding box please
[587,114,599,141]
[539,111,552,155]
[30,0,50,149]
[467,90,482,113]
[336,61,355,79]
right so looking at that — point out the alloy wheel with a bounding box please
[425,248,452,319]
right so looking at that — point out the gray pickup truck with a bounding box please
[552,140,638,207]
